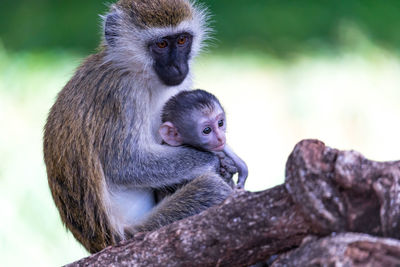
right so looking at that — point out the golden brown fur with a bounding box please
[120,0,193,28]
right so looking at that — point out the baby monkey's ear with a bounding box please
[159,122,183,146]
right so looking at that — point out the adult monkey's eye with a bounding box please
[203,127,212,135]
[177,35,187,45]
[218,120,224,127]
[156,40,168,48]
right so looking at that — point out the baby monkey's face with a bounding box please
[159,99,227,152]
[193,105,226,152]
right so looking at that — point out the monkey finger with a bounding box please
[225,162,238,174]
[218,167,232,182]
[221,158,238,173]
[235,182,245,190]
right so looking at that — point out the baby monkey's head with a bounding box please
[160,89,226,151]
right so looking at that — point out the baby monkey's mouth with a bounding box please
[211,143,225,152]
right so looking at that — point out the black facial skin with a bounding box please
[149,32,193,86]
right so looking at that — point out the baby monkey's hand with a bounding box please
[215,151,238,187]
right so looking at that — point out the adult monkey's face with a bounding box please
[149,32,193,86]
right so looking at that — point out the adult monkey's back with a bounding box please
[43,0,233,253]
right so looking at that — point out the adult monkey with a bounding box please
[43,0,234,253]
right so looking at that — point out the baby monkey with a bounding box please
[160,89,248,189]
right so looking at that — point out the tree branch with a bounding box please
[67,139,400,266]
[273,233,400,266]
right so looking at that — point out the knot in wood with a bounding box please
[285,139,400,238]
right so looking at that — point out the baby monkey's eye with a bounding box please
[203,127,212,135]
[218,120,224,127]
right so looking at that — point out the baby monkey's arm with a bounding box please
[223,145,248,189]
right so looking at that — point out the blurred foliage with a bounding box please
[0,0,105,53]
[0,0,400,57]
[205,0,400,57]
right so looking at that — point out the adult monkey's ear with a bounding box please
[104,9,121,47]
[159,122,183,146]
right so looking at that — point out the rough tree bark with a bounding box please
[67,139,400,266]
[273,233,400,266]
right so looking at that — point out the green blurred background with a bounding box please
[1,0,400,266]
